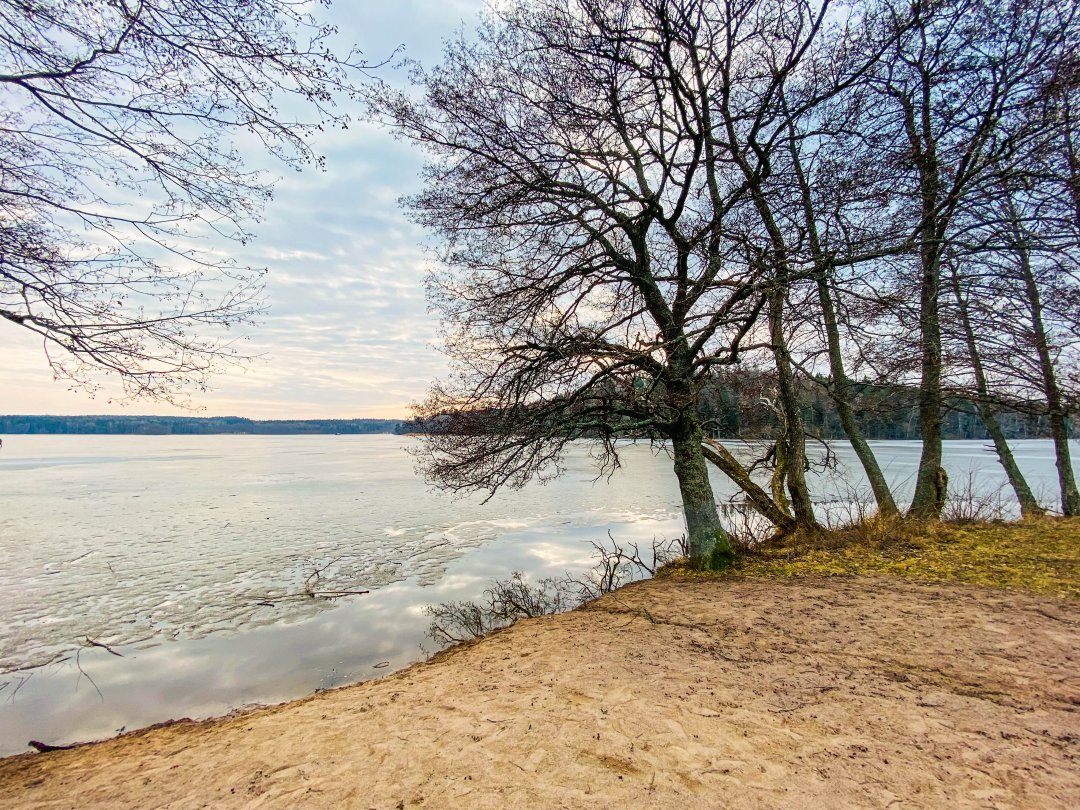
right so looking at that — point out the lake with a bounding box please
[0,435,1072,756]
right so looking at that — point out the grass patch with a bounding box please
[659,517,1080,601]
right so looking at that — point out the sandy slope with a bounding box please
[0,576,1077,809]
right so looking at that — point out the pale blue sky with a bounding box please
[1,0,488,419]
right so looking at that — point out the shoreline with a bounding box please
[1,574,1077,809]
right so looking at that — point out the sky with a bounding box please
[1,0,488,420]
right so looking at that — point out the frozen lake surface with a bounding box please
[0,434,1072,755]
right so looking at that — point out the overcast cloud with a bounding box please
[1,0,488,419]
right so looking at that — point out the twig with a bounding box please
[7,672,32,704]
[84,637,124,657]
[393,541,449,564]
[303,556,342,592]
[74,648,103,702]
[309,590,371,597]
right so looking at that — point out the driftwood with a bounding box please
[28,740,76,753]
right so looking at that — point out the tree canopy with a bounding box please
[377,0,1080,564]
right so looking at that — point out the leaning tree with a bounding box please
[0,0,369,402]
[847,0,1080,518]
[373,0,893,563]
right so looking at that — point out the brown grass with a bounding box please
[662,516,1080,601]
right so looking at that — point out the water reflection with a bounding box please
[0,436,1074,755]
[0,513,681,755]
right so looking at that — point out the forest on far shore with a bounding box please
[0,415,403,435]
[2,368,1062,440]
[399,372,1058,442]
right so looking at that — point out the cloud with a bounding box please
[1,1,490,419]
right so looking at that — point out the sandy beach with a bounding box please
[0,575,1076,809]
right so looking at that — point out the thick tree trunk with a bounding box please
[768,289,820,530]
[670,425,733,565]
[947,264,1044,517]
[816,275,900,517]
[1057,96,1080,515]
[909,218,947,518]
[985,408,1046,517]
[905,72,950,520]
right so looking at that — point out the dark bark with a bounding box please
[947,263,1044,517]
[909,285,947,519]
[1047,413,1079,516]
[1013,231,1080,515]
[780,106,900,518]
[816,275,901,516]
[700,439,798,533]
[907,81,947,520]
[671,425,732,564]
[768,288,820,530]
[1047,84,1080,514]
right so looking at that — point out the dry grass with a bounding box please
[660,516,1080,601]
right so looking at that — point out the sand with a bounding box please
[0,576,1077,809]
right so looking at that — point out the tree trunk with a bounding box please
[907,228,950,520]
[904,68,950,520]
[947,264,1044,517]
[985,407,1046,517]
[671,425,733,566]
[1047,412,1079,516]
[1010,208,1080,516]
[700,438,798,533]
[782,108,900,519]
[816,274,901,516]
[908,218,947,519]
[768,288,820,530]
[1055,87,1080,515]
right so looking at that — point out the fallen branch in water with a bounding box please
[309,590,371,597]
[302,556,343,594]
[251,589,370,605]
[83,637,123,657]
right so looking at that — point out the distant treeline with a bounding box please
[0,415,404,435]
[7,376,1053,440]
[697,377,1053,442]
[400,375,1055,442]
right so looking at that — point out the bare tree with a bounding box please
[373,0,887,564]
[378,0,1077,552]
[0,0,371,401]
[955,182,1080,515]
[862,0,1077,518]
[933,36,1080,518]
[707,0,911,523]
[943,256,1045,516]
